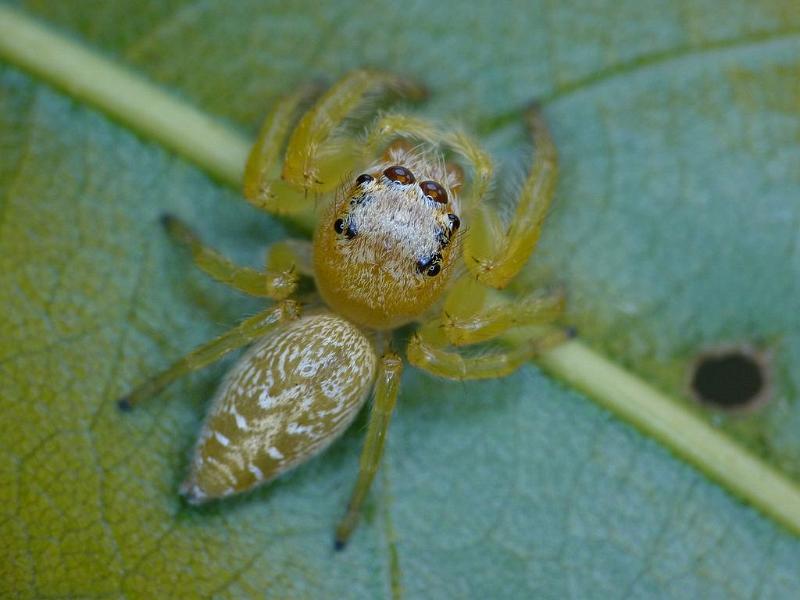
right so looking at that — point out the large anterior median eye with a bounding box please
[419,180,447,204]
[383,165,416,184]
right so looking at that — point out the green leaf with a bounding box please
[2,1,800,598]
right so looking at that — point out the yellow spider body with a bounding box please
[119,70,565,549]
[315,149,461,330]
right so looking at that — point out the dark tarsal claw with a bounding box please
[117,396,133,412]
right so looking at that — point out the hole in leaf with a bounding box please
[690,346,770,412]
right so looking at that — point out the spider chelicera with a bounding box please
[119,70,568,549]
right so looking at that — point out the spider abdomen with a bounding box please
[180,314,377,503]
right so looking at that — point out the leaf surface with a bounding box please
[1,1,800,597]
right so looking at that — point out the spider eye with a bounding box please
[448,213,461,230]
[384,165,416,185]
[420,180,447,204]
[416,253,442,277]
[425,263,441,276]
[355,173,374,186]
[334,218,357,238]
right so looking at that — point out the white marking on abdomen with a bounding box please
[286,422,312,435]
[228,405,249,431]
[258,388,274,409]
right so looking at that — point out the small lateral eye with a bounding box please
[448,213,461,230]
[425,262,441,276]
[384,165,416,185]
[420,180,448,204]
[417,253,442,277]
[334,218,345,234]
[355,173,374,186]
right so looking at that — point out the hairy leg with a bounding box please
[265,238,313,278]
[436,276,564,346]
[118,301,300,410]
[463,105,558,289]
[243,85,319,214]
[334,352,403,550]
[407,324,569,380]
[282,70,426,192]
[163,214,298,299]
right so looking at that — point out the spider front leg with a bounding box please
[463,105,558,289]
[118,301,300,410]
[162,214,298,299]
[280,70,426,193]
[335,352,403,550]
[242,84,320,214]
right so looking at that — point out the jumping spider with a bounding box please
[119,70,567,549]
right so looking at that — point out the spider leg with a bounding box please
[243,84,319,215]
[162,214,298,299]
[436,276,565,347]
[463,105,558,289]
[407,320,569,380]
[265,238,313,278]
[117,301,300,410]
[282,70,426,193]
[364,113,494,210]
[335,352,403,550]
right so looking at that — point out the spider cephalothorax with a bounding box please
[315,153,461,329]
[119,70,565,550]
